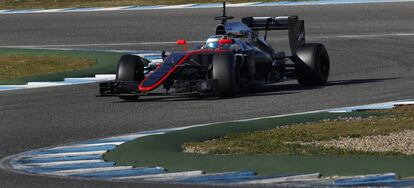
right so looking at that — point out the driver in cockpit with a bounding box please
[203,36,220,49]
[202,35,241,50]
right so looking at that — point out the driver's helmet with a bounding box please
[204,36,220,49]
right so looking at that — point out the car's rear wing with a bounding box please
[242,16,305,55]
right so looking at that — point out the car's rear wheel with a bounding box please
[212,52,239,97]
[293,43,330,86]
[116,55,145,101]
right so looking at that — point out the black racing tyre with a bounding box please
[212,52,239,97]
[116,55,145,101]
[293,43,330,86]
[116,55,145,82]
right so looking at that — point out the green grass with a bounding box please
[0,0,301,10]
[0,54,95,81]
[183,105,414,156]
[105,110,414,177]
[0,48,124,85]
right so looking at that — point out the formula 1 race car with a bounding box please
[99,2,330,101]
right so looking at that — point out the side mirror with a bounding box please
[161,50,167,60]
[218,38,233,45]
[176,39,188,51]
[218,38,233,48]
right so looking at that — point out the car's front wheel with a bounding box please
[116,55,145,101]
[212,52,239,97]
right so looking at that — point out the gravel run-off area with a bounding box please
[300,130,414,155]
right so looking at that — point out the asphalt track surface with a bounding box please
[1,2,414,188]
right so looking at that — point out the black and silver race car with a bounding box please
[99,2,330,101]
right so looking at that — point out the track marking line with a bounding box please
[227,2,260,7]
[238,173,321,184]
[52,142,125,150]
[27,150,107,158]
[114,170,204,180]
[18,160,105,168]
[1,0,414,15]
[158,4,196,9]
[173,170,257,183]
[73,167,166,178]
[24,162,116,173]
[89,6,133,11]
[12,155,102,166]
[0,73,119,92]
[1,32,413,49]
[33,145,116,153]
[0,41,204,48]
[318,32,414,39]
[44,166,133,176]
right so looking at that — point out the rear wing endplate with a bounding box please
[242,16,305,55]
